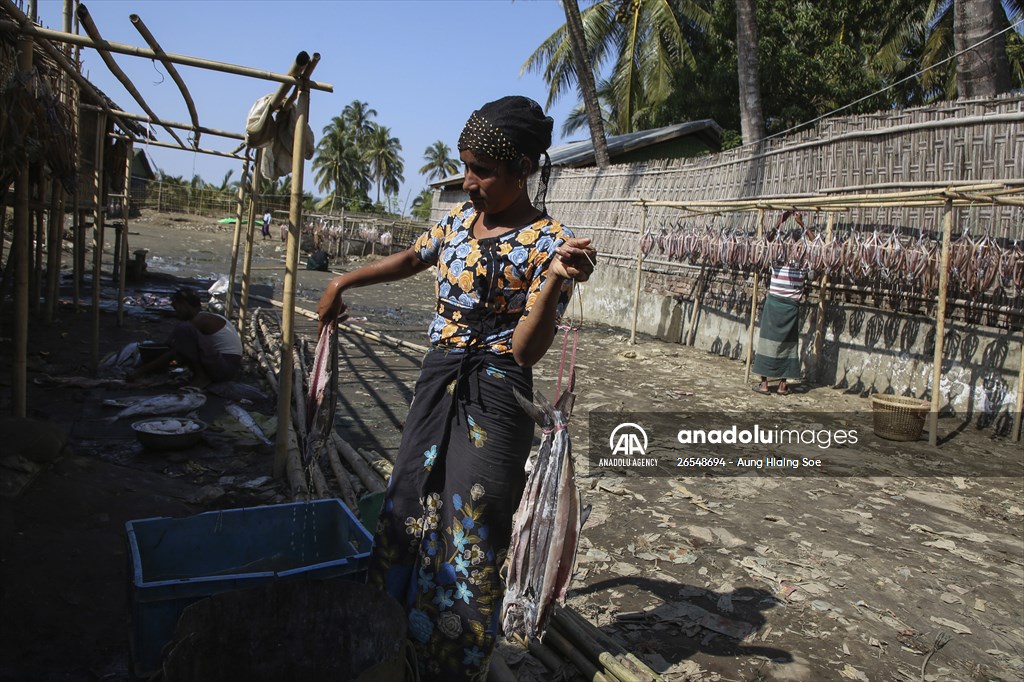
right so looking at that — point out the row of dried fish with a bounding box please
[641,222,1024,296]
[307,218,395,256]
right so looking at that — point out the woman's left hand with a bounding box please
[551,238,597,282]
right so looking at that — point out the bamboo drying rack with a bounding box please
[630,184,1024,445]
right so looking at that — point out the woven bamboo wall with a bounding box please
[433,94,1024,263]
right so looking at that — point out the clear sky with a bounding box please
[34,0,583,214]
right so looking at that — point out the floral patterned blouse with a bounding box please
[412,202,574,354]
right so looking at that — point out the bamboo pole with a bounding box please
[32,185,43,317]
[44,178,62,325]
[550,610,641,682]
[80,105,243,141]
[562,608,662,682]
[357,447,393,481]
[107,134,245,161]
[129,14,201,146]
[225,151,251,319]
[238,148,262,338]
[528,640,583,681]
[325,437,360,512]
[928,199,955,447]
[744,209,766,383]
[62,0,71,42]
[338,321,430,355]
[90,113,107,374]
[246,292,432,355]
[117,142,132,327]
[1012,340,1023,442]
[11,30,33,418]
[285,426,309,500]
[72,202,80,308]
[246,317,279,393]
[487,652,518,682]
[628,201,647,345]
[632,183,1011,212]
[292,353,308,442]
[274,77,311,479]
[256,314,282,375]
[331,432,386,494]
[810,212,835,381]
[542,627,612,682]
[308,459,330,499]
[0,19,334,92]
[76,5,187,149]
[685,266,706,347]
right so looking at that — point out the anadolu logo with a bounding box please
[609,423,648,456]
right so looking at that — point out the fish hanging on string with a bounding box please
[501,382,588,641]
[303,322,338,468]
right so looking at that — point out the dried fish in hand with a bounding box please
[105,387,206,422]
[501,387,587,641]
[225,402,273,446]
[303,322,338,467]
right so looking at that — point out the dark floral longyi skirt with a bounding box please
[367,349,534,681]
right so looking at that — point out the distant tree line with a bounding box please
[528,0,1023,149]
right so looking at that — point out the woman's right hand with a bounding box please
[317,278,349,335]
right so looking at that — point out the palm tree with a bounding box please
[523,0,711,134]
[342,100,378,140]
[362,123,404,205]
[561,76,621,137]
[873,0,1021,101]
[562,0,610,167]
[314,115,372,211]
[954,0,1013,96]
[735,0,765,145]
[418,141,459,183]
[411,188,433,221]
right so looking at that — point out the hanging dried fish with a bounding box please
[502,386,588,641]
[303,322,338,469]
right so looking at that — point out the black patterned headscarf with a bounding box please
[458,96,553,163]
[458,96,555,208]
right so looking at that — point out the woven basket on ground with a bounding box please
[870,394,930,442]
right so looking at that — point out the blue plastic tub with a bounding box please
[126,499,372,678]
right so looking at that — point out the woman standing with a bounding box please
[317,96,595,681]
[753,212,810,395]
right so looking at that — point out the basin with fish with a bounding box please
[131,417,207,450]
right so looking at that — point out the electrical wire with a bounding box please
[745,16,1024,149]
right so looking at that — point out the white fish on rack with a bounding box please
[225,402,273,446]
[105,387,207,422]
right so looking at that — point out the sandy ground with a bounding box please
[0,212,1021,682]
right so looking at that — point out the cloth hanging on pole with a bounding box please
[245,94,315,182]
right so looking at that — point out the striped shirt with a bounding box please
[769,265,805,301]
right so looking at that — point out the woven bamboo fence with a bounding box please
[433,94,1024,329]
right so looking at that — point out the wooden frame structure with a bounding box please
[2,0,334,480]
[631,184,1024,445]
